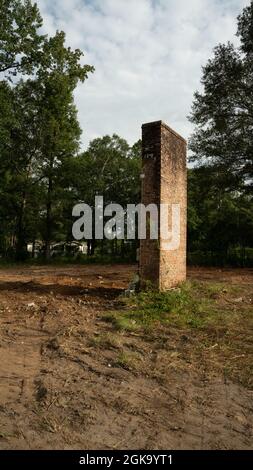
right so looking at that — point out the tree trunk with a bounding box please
[120,239,125,258]
[45,173,53,261]
[32,239,36,258]
[91,239,96,256]
[15,192,27,261]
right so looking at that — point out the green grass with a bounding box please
[104,280,246,332]
[114,351,141,370]
[102,279,253,388]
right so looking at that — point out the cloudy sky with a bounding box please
[36,0,249,148]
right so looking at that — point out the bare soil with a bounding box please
[0,264,252,450]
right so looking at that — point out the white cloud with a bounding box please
[36,0,250,148]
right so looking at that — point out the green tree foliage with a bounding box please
[0,1,94,259]
[63,135,141,256]
[188,168,253,258]
[188,2,253,266]
[0,0,44,76]
[189,2,253,193]
[1,0,252,266]
[34,31,94,259]
[76,135,141,207]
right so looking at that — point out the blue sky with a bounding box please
[36,0,250,148]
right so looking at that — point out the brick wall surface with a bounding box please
[139,121,187,290]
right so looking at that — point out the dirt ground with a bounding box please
[0,264,252,450]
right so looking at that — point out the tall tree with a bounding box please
[189,1,253,193]
[0,81,17,255]
[36,31,94,259]
[0,2,94,259]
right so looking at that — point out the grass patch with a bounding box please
[103,280,253,387]
[114,351,141,371]
[104,280,251,332]
[105,281,222,331]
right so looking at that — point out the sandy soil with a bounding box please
[0,264,252,450]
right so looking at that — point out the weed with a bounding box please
[114,351,140,370]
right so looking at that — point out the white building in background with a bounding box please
[27,241,88,258]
